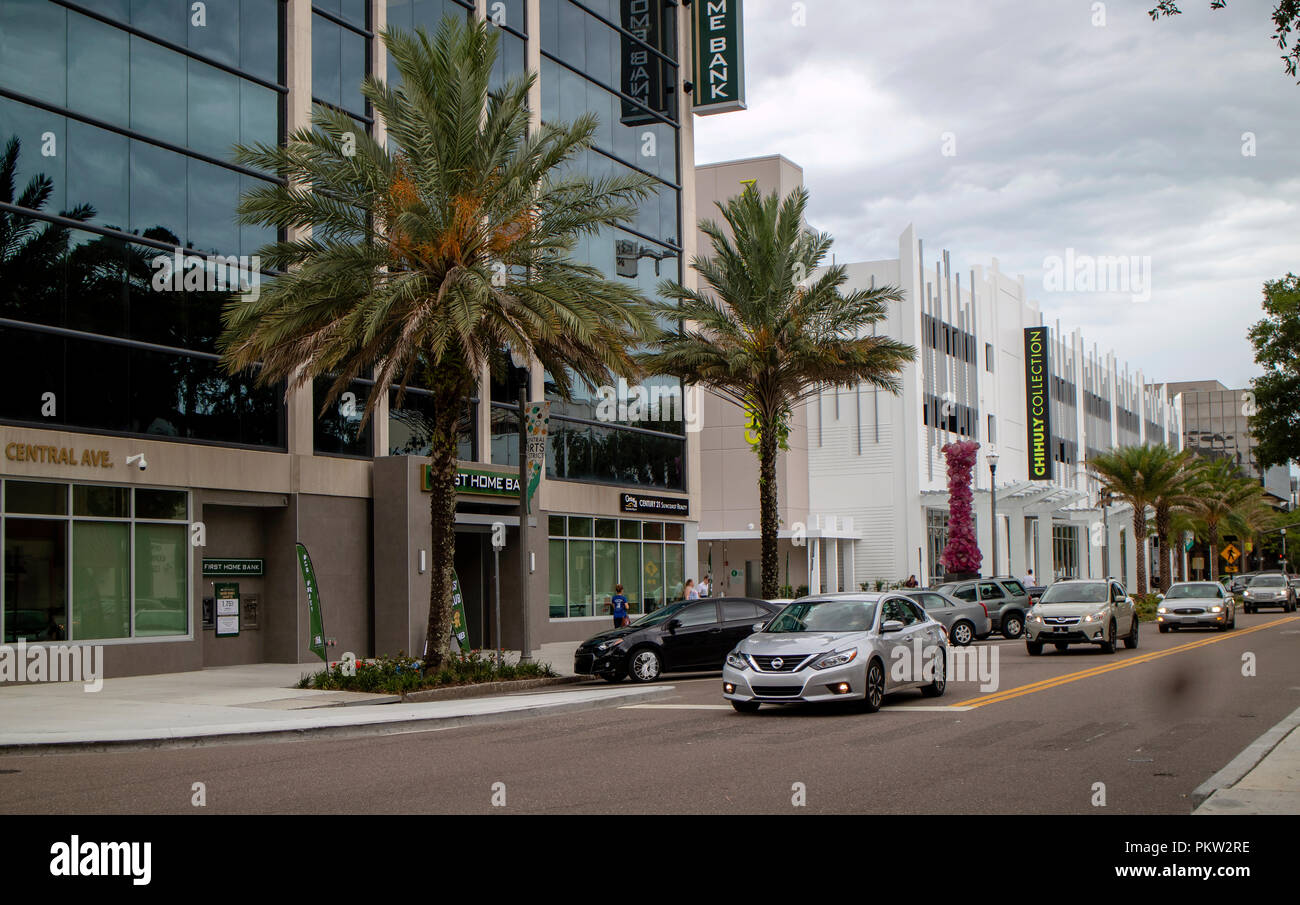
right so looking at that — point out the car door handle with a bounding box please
[708,627,722,633]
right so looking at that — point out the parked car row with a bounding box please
[573,570,1272,715]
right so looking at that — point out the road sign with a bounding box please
[1221,543,1241,564]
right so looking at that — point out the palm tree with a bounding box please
[1088,444,1187,594]
[1150,449,1197,592]
[638,187,915,598]
[1184,457,1264,581]
[218,17,656,668]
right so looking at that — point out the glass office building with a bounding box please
[0,0,708,675]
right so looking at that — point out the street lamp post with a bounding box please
[1101,491,1111,578]
[1281,527,1287,572]
[988,450,1000,577]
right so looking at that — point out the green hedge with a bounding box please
[296,652,557,695]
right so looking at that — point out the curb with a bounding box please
[1190,704,1300,810]
[0,684,674,756]
[400,675,591,703]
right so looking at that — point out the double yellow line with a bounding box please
[950,615,1298,709]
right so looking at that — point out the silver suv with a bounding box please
[933,577,1031,639]
[1025,579,1138,655]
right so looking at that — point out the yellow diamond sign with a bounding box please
[1221,543,1241,564]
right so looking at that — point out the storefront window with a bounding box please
[548,516,685,618]
[0,481,191,642]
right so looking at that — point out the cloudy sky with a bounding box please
[693,0,1300,386]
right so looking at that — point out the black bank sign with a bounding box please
[692,0,746,115]
[1024,327,1053,480]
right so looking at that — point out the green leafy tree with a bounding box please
[218,17,655,668]
[639,187,915,598]
[1149,2,1300,82]
[1247,273,1300,470]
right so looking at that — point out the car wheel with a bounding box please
[731,700,760,713]
[1124,616,1139,649]
[1159,624,1170,633]
[1026,640,1043,656]
[1001,613,1025,640]
[1099,620,1117,654]
[1053,642,1069,651]
[950,620,975,646]
[627,646,662,683]
[861,659,886,713]
[920,649,946,698]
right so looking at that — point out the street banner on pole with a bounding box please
[296,543,327,663]
[450,568,469,654]
[524,401,550,514]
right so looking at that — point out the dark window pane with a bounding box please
[131,0,187,46]
[4,517,68,642]
[130,36,188,148]
[68,124,130,232]
[74,485,130,518]
[241,0,280,83]
[196,0,241,69]
[135,489,188,520]
[69,12,129,128]
[131,142,188,242]
[5,482,68,515]
[0,0,67,106]
[314,377,373,457]
[188,60,241,160]
[187,157,241,256]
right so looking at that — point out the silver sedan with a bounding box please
[900,589,992,645]
[722,594,949,713]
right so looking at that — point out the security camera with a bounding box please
[126,453,148,471]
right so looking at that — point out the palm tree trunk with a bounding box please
[1175,538,1186,583]
[758,424,779,599]
[1132,507,1148,594]
[1208,523,1219,582]
[1155,505,1172,593]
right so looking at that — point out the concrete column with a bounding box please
[284,1,314,461]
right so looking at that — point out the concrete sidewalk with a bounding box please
[1193,705,1300,814]
[0,663,669,754]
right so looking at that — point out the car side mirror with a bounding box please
[666,619,681,633]
[1156,593,1164,601]
[752,621,767,633]
[881,620,904,634]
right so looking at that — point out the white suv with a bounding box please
[1025,579,1138,655]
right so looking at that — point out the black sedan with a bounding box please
[574,597,780,683]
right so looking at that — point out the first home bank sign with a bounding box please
[5,442,113,468]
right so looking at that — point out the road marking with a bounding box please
[950,615,1299,710]
[619,703,974,712]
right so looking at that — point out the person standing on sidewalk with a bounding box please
[684,578,699,600]
[610,584,629,628]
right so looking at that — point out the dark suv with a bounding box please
[574,597,781,683]
[933,577,1031,639]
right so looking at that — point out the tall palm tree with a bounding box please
[1150,449,1197,592]
[1088,444,1186,594]
[219,17,655,668]
[1184,457,1264,581]
[638,187,915,598]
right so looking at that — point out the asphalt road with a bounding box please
[1,612,1297,814]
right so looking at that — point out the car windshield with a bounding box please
[627,602,688,628]
[1166,584,1219,599]
[1249,575,1285,587]
[765,599,878,633]
[1038,582,1109,604]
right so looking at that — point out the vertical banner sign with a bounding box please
[1023,327,1054,480]
[450,569,469,653]
[524,401,550,514]
[620,0,664,125]
[692,0,747,115]
[296,543,328,663]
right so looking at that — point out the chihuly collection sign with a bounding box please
[1023,327,1053,480]
[692,0,746,115]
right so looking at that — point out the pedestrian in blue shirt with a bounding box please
[610,584,629,628]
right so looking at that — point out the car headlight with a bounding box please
[596,638,624,653]
[1083,609,1108,623]
[1244,590,1254,597]
[1030,611,1044,623]
[1157,606,1168,614]
[725,651,749,671]
[1209,605,1223,613]
[812,649,858,670]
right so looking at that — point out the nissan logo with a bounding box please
[771,658,784,670]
